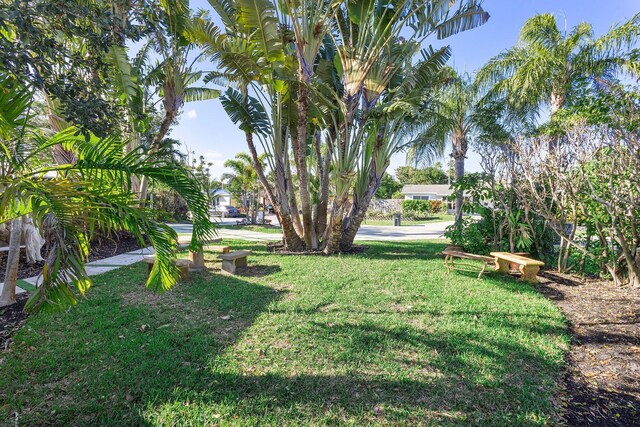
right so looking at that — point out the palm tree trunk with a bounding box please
[340,175,382,251]
[453,151,465,225]
[0,217,23,307]
[323,208,344,254]
[139,109,177,203]
[314,149,331,239]
[294,77,317,249]
[245,131,304,251]
[284,150,303,235]
[548,90,566,151]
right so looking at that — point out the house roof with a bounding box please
[401,184,453,196]
[210,189,230,196]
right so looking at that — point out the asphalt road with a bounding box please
[170,217,452,241]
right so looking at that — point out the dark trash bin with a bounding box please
[392,213,401,226]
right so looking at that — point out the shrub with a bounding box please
[153,188,189,221]
[429,200,444,213]
[401,199,432,218]
[444,217,489,255]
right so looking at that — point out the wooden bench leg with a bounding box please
[494,258,510,273]
[444,255,452,274]
[519,265,540,283]
[189,250,205,270]
[478,261,489,279]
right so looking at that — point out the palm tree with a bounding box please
[192,0,490,253]
[222,153,265,223]
[0,73,216,311]
[478,13,640,120]
[408,70,482,224]
[133,1,220,203]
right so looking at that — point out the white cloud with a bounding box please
[208,159,229,180]
[185,109,197,119]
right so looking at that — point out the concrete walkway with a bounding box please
[0,246,155,296]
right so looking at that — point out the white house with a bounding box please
[401,184,453,201]
[210,189,231,208]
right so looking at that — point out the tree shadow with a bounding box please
[130,320,564,425]
[234,265,281,278]
[538,271,582,287]
[563,365,640,427]
[1,265,283,425]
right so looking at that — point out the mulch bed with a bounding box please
[0,232,145,349]
[0,294,28,350]
[0,232,145,280]
[537,271,640,426]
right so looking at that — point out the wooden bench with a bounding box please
[490,252,544,283]
[217,250,251,274]
[442,248,495,279]
[177,237,223,271]
[142,256,191,280]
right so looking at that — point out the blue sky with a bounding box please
[171,0,639,179]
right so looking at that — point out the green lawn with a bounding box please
[215,224,282,233]
[362,214,455,226]
[0,240,568,426]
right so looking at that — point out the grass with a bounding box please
[0,240,568,426]
[362,214,455,226]
[215,224,282,233]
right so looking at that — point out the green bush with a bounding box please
[153,188,189,221]
[401,199,433,218]
[444,217,489,255]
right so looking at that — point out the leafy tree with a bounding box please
[0,73,215,311]
[395,166,448,185]
[375,174,402,199]
[222,153,265,223]
[478,13,640,120]
[407,70,484,224]
[0,0,155,137]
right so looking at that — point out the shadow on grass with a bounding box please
[0,265,282,426]
[234,264,281,278]
[132,320,563,425]
[1,242,565,426]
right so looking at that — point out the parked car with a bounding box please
[266,204,274,214]
[222,206,240,217]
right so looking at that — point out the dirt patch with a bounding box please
[0,293,29,350]
[537,271,640,426]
